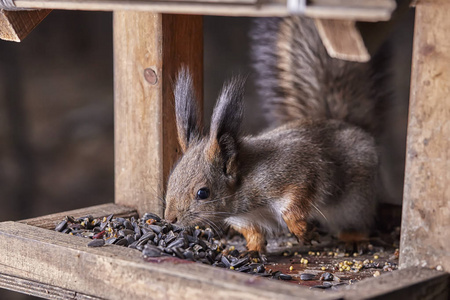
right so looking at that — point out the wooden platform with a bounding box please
[0,204,448,300]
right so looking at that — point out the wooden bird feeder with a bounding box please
[0,0,449,298]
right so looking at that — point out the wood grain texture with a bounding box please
[343,267,449,300]
[12,0,395,20]
[314,19,370,62]
[0,9,50,42]
[400,2,450,271]
[313,0,411,62]
[114,13,202,217]
[161,15,203,191]
[0,221,335,300]
[0,272,100,300]
[19,203,137,230]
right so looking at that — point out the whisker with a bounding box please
[199,211,234,216]
[311,202,327,221]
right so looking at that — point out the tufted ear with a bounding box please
[174,68,202,153]
[207,76,246,180]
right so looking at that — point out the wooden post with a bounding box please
[400,0,450,271]
[114,12,203,217]
[0,9,51,42]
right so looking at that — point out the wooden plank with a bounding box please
[314,0,411,62]
[400,1,450,271]
[18,203,137,230]
[0,272,100,300]
[342,267,449,299]
[0,221,336,300]
[114,13,203,217]
[11,0,396,20]
[0,9,51,42]
[315,19,370,62]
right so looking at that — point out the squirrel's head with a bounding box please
[164,68,245,229]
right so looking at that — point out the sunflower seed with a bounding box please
[300,273,316,281]
[87,239,105,247]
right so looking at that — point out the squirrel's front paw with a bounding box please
[239,250,267,263]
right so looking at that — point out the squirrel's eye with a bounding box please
[196,188,210,200]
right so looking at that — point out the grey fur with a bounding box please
[174,67,201,152]
[165,17,387,249]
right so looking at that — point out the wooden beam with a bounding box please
[9,0,396,20]
[114,13,203,217]
[0,9,50,42]
[0,272,100,300]
[342,267,449,299]
[400,1,450,271]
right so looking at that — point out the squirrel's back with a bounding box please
[251,17,389,136]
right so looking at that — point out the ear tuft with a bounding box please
[174,68,201,152]
[207,76,246,179]
[210,76,246,142]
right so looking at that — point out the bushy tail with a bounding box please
[250,17,390,137]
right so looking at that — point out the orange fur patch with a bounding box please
[236,226,266,253]
[205,139,220,162]
[281,184,314,242]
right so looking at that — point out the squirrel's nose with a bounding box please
[166,214,178,224]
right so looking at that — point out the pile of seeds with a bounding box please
[55,213,292,280]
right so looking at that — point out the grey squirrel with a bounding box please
[164,17,389,253]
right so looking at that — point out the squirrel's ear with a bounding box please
[174,68,201,153]
[207,76,245,179]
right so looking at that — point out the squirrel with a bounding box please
[164,16,389,253]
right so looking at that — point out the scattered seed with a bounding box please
[55,220,68,232]
[320,272,333,281]
[300,273,315,281]
[87,239,105,247]
[57,211,321,281]
[279,274,292,280]
[310,284,331,290]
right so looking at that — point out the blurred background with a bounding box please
[0,10,414,299]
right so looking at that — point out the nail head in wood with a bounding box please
[144,68,158,85]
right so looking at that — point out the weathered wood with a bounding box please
[0,9,51,42]
[114,13,203,217]
[19,203,137,230]
[0,220,448,300]
[315,19,370,62]
[314,0,411,62]
[0,272,100,300]
[11,0,396,20]
[400,1,450,272]
[0,221,336,300]
[342,267,449,300]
